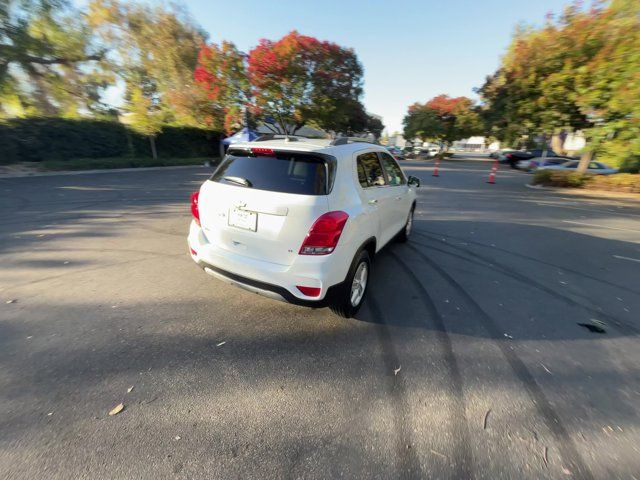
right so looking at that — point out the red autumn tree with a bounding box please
[193,41,250,134]
[248,31,365,135]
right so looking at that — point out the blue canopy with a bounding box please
[222,127,260,145]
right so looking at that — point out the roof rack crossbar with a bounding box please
[330,137,376,146]
[254,134,300,142]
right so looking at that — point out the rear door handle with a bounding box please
[395,196,402,200]
[368,199,378,205]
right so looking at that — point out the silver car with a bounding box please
[539,160,618,175]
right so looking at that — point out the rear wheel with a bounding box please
[396,206,414,243]
[330,250,371,318]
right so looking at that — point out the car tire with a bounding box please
[330,250,371,318]
[396,206,414,243]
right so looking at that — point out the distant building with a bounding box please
[453,136,486,151]
[387,133,406,148]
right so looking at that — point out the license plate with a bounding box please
[228,208,257,231]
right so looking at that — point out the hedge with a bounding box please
[0,118,221,164]
[532,169,640,194]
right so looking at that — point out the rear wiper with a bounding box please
[221,176,252,188]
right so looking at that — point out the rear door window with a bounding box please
[357,152,387,187]
[378,152,406,186]
[212,150,333,195]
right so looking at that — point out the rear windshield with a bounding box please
[211,149,334,195]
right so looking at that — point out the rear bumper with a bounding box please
[196,260,342,307]
[187,220,349,305]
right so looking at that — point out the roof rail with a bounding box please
[330,137,377,146]
[254,134,300,142]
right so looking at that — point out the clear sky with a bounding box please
[182,0,571,134]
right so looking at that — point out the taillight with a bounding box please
[506,153,514,159]
[190,191,200,225]
[299,211,349,255]
[251,147,275,156]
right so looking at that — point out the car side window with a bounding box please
[356,152,387,187]
[378,152,406,186]
[589,162,601,169]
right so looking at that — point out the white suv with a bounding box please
[188,136,420,317]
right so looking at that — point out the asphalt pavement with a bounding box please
[1,156,639,479]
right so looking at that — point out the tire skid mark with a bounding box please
[365,295,424,479]
[416,228,639,296]
[413,232,639,336]
[403,243,595,480]
[387,252,475,479]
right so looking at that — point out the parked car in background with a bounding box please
[426,145,440,157]
[517,156,572,171]
[188,136,420,318]
[386,146,405,160]
[489,148,515,160]
[501,149,561,169]
[538,160,619,175]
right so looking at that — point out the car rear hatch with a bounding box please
[198,146,335,266]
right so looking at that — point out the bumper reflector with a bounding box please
[297,286,321,297]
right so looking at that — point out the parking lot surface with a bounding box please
[1,157,639,479]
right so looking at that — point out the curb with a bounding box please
[0,164,213,179]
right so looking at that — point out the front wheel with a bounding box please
[330,250,371,318]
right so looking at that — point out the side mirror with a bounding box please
[408,175,421,187]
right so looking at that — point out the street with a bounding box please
[1,157,639,479]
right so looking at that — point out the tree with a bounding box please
[124,80,162,159]
[247,31,365,135]
[403,95,481,148]
[193,41,250,135]
[88,0,208,129]
[478,0,640,172]
[366,115,384,139]
[403,103,443,142]
[1,0,111,118]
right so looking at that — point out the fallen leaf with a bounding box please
[483,409,491,430]
[393,366,401,376]
[542,446,548,467]
[127,386,134,393]
[216,341,226,347]
[108,403,124,416]
[6,299,17,304]
[430,449,447,459]
[174,435,181,441]
[562,467,572,475]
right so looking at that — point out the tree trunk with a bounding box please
[576,150,593,174]
[149,135,158,161]
[551,134,564,155]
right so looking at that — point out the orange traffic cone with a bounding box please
[432,158,440,177]
[487,160,498,184]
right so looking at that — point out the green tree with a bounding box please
[478,0,640,172]
[124,80,162,159]
[88,0,208,128]
[1,0,111,117]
